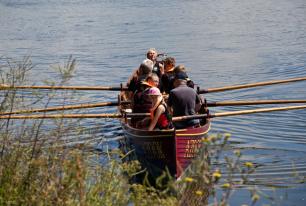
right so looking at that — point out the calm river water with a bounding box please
[1,0,306,205]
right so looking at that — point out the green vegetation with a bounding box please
[0,56,278,205]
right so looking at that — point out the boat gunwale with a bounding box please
[120,118,211,138]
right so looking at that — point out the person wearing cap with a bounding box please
[173,65,195,89]
[159,57,176,93]
[167,67,201,129]
[137,87,173,130]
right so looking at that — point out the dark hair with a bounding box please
[162,57,176,67]
[173,65,186,74]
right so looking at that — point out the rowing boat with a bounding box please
[119,93,211,178]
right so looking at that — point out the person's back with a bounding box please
[131,82,153,127]
[140,87,172,131]
[167,70,200,129]
[169,85,197,117]
[133,87,152,114]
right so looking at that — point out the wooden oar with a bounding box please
[172,104,306,121]
[198,76,306,94]
[0,113,149,119]
[0,85,128,91]
[1,105,306,120]
[211,104,306,118]
[0,101,131,115]
[2,76,306,92]
[206,100,306,107]
[2,99,305,116]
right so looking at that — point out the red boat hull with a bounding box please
[121,119,211,178]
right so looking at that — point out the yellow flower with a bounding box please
[244,162,254,168]
[212,170,222,179]
[234,150,241,157]
[202,137,210,143]
[209,135,217,142]
[224,133,231,139]
[221,183,231,188]
[252,193,260,202]
[184,177,194,182]
[195,190,203,196]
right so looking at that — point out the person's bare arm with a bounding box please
[148,106,165,131]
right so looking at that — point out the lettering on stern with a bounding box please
[184,139,202,158]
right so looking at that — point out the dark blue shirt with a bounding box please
[168,84,200,117]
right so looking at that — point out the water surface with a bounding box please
[1,0,306,205]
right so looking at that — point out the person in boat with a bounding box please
[146,48,158,64]
[134,73,160,110]
[167,68,201,129]
[144,48,165,78]
[145,73,160,88]
[132,73,160,126]
[173,65,206,115]
[131,79,153,127]
[159,57,176,93]
[173,65,195,89]
[136,87,173,131]
[127,59,154,93]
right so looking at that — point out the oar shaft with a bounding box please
[0,101,131,115]
[207,100,306,107]
[0,85,128,91]
[3,99,304,116]
[172,114,207,122]
[211,104,306,118]
[198,76,306,94]
[0,113,149,119]
[2,105,306,120]
[172,104,306,121]
[0,113,122,119]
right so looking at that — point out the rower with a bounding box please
[145,73,160,88]
[173,65,195,89]
[167,68,201,129]
[136,87,173,131]
[131,79,153,127]
[127,59,153,93]
[159,57,176,94]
